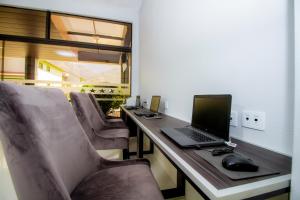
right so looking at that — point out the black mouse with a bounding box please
[222,154,259,172]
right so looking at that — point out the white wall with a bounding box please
[291,0,300,199]
[139,0,294,155]
[0,0,141,103]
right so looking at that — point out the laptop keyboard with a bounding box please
[134,110,154,116]
[176,128,215,142]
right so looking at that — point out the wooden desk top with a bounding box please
[121,107,291,200]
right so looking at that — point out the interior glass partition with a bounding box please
[1,41,131,116]
[0,6,132,118]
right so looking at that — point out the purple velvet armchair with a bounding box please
[70,92,129,159]
[88,93,126,128]
[0,82,163,200]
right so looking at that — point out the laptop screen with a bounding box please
[191,95,231,141]
[136,95,141,107]
[150,96,161,112]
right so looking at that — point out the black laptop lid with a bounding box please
[136,95,141,107]
[191,95,232,141]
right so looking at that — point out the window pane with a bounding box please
[50,14,132,48]
[2,41,131,97]
[0,6,46,38]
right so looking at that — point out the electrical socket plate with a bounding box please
[242,111,266,131]
[230,111,238,127]
[165,101,169,110]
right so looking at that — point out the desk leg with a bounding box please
[149,140,154,154]
[177,171,185,195]
[122,149,129,160]
[137,127,144,158]
[162,169,185,199]
[124,111,128,124]
[129,135,154,156]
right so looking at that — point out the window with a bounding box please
[0,6,132,117]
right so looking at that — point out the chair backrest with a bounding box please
[88,93,108,123]
[0,83,100,200]
[70,92,106,140]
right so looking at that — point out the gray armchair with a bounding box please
[88,93,126,128]
[70,92,129,159]
[0,82,163,200]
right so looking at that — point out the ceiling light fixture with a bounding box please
[56,50,77,58]
[63,72,70,77]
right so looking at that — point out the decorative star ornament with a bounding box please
[99,89,105,93]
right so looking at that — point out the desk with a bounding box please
[121,106,292,200]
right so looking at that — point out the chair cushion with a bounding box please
[93,129,129,150]
[71,164,164,200]
[105,121,127,129]
[99,129,128,139]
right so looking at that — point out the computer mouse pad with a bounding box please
[193,150,280,180]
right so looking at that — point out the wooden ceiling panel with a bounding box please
[0,7,46,38]
[95,21,125,38]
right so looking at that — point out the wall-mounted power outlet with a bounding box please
[142,100,148,108]
[165,100,169,110]
[230,111,238,127]
[242,111,266,131]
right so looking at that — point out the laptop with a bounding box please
[134,96,161,116]
[124,95,141,110]
[161,95,232,148]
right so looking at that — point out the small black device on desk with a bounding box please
[207,146,259,172]
[134,95,161,116]
[124,95,141,110]
[145,113,155,117]
[143,113,163,119]
[211,146,234,156]
[161,95,232,148]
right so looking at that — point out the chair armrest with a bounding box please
[107,118,123,122]
[102,125,127,130]
[99,157,150,170]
